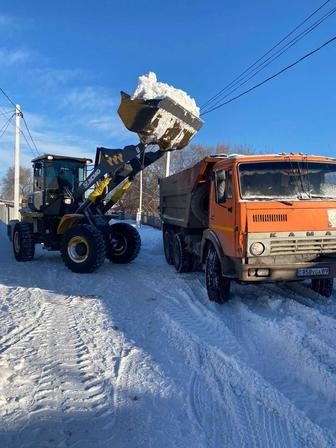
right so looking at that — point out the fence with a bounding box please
[0,201,14,224]
[116,212,162,229]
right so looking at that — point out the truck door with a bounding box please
[210,168,236,257]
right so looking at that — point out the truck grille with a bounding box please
[253,213,288,223]
[270,237,336,255]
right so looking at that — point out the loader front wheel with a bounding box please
[107,223,141,264]
[13,222,35,262]
[205,246,231,304]
[61,224,106,273]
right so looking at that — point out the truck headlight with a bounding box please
[250,242,265,256]
[64,198,72,205]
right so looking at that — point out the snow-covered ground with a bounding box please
[1,221,336,447]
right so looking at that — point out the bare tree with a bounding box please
[0,166,33,201]
[117,143,253,214]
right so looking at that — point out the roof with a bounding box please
[31,154,93,163]
[205,153,336,164]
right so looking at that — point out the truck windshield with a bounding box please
[238,161,336,200]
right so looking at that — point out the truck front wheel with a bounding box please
[61,224,106,273]
[107,223,141,264]
[311,278,334,298]
[205,246,231,304]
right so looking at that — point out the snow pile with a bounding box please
[132,72,200,117]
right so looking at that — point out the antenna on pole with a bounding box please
[14,104,21,219]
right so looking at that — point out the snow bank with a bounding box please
[132,72,200,117]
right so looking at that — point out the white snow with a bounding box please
[1,221,336,447]
[132,72,200,117]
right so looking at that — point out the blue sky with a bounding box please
[0,0,335,176]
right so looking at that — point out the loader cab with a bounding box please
[30,154,91,214]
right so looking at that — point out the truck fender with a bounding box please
[201,229,235,277]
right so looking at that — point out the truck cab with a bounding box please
[160,153,336,303]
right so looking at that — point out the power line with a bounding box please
[201,0,332,110]
[22,114,40,156]
[0,108,14,118]
[0,113,15,139]
[202,5,336,113]
[0,85,40,155]
[201,35,336,116]
[20,128,39,157]
[0,87,16,108]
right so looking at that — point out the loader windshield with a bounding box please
[44,160,86,196]
[238,161,336,201]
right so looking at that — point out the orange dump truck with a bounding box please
[159,154,336,303]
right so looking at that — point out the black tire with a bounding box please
[311,278,334,298]
[163,229,174,265]
[172,233,192,273]
[60,224,106,273]
[190,183,209,227]
[13,222,35,262]
[205,245,231,304]
[107,222,141,264]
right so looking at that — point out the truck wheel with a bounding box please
[191,183,209,227]
[311,278,334,298]
[13,222,35,262]
[172,233,192,273]
[163,229,174,265]
[107,222,141,264]
[205,246,231,304]
[60,224,106,273]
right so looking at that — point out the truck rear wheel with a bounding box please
[311,278,334,298]
[172,233,192,273]
[107,222,141,264]
[163,229,174,265]
[205,246,231,304]
[13,222,35,262]
[60,224,106,273]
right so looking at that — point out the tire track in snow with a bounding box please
[158,304,335,447]
[3,294,117,448]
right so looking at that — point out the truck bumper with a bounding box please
[238,260,336,282]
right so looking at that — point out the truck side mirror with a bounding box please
[214,170,226,204]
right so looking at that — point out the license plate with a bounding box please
[297,267,329,277]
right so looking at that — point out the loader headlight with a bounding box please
[250,242,265,256]
[64,198,72,205]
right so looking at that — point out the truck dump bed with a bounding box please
[159,157,216,228]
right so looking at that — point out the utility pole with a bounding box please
[136,169,143,227]
[165,151,171,177]
[14,104,21,219]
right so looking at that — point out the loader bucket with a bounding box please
[118,92,203,150]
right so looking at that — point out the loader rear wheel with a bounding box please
[311,278,334,298]
[205,246,231,304]
[13,222,35,262]
[163,229,174,265]
[60,224,106,273]
[172,233,192,273]
[107,222,141,264]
